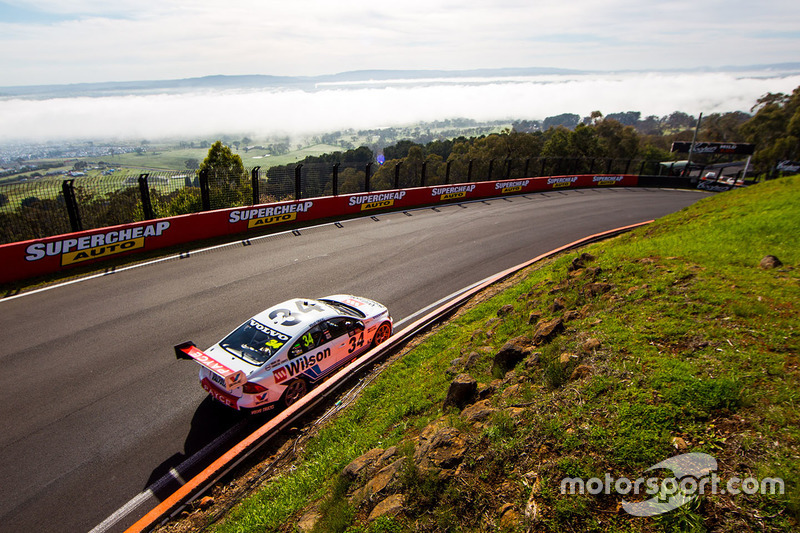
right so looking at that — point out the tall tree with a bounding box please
[739,86,800,173]
[199,141,248,209]
[700,112,750,142]
[200,141,245,178]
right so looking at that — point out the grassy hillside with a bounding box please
[163,177,799,533]
[94,143,345,171]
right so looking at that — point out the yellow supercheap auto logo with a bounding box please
[25,221,170,266]
[62,237,145,265]
[229,201,313,228]
[494,180,530,194]
[431,185,476,201]
[547,177,578,188]
[593,176,625,186]
[349,191,407,211]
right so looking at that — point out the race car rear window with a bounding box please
[220,319,290,364]
[320,300,366,318]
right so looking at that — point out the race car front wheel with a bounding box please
[372,322,392,347]
[282,378,308,408]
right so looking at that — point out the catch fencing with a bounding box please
[1,156,678,245]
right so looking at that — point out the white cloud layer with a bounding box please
[2,72,799,142]
[1,1,799,86]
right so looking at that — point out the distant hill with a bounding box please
[3,63,798,100]
[0,63,800,99]
[0,67,585,99]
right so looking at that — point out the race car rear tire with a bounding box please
[372,321,392,347]
[281,378,308,408]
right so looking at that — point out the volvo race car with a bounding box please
[175,295,393,414]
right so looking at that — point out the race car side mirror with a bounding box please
[174,341,197,360]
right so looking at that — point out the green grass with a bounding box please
[239,144,344,168]
[94,143,345,171]
[167,176,799,533]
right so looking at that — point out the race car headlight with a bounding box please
[242,382,268,394]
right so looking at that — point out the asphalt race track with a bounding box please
[0,187,712,532]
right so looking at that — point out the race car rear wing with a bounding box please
[174,341,246,389]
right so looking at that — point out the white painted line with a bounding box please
[393,279,486,329]
[88,489,154,533]
[90,419,247,533]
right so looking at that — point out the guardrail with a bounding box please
[0,174,693,285]
[0,156,695,246]
[123,220,654,533]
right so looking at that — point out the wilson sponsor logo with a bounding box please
[274,347,332,384]
[274,367,289,383]
[25,221,170,264]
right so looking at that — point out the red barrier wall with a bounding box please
[0,175,638,284]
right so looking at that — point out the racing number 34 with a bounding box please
[348,332,365,354]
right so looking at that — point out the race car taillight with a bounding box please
[242,382,268,394]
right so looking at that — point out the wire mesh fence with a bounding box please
[0,155,695,245]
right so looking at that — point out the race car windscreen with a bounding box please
[219,319,290,364]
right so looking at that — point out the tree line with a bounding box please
[260,85,799,192]
[1,86,797,244]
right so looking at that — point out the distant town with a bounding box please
[0,118,515,182]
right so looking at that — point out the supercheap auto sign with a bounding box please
[0,174,637,284]
[25,221,171,266]
[228,201,315,228]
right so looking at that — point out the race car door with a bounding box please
[286,317,365,383]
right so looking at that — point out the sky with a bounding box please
[2,0,799,86]
[1,1,799,143]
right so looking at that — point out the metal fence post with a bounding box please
[467,160,473,182]
[445,160,452,184]
[505,158,512,179]
[294,164,303,201]
[332,163,339,196]
[251,166,261,205]
[62,179,83,232]
[420,161,427,187]
[198,168,210,211]
[394,162,402,189]
[138,173,155,220]
[365,162,372,192]
[524,158,530,178]
[487,159,494,181]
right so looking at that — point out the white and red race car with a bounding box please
[176,295,392,414]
